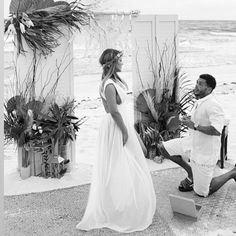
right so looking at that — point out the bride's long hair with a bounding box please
[99,48,128,94]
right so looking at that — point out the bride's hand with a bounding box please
[122,130,128,146]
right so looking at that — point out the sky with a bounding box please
[4,0,236,20]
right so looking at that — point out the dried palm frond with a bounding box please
[141,90,159,123]
[5,1,91,56]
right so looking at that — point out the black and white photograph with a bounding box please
[3,0,236,235]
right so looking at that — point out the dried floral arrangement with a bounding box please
[134,38,195,159]
[4,0,90,178]
[4,55,86,165]
[4,55,87,178]
[4,0,91,56]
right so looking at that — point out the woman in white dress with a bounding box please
[76,49,156,233]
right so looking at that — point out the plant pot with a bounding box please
[59,144,67,159]
[17,147,23,172]
[59,142,73,172]
[20,165,31,180]
[18,146,43,176]
[29,150,42,176]
[148,145,157,159]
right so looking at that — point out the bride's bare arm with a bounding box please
[101,98,109,113]
[105,84,128,145]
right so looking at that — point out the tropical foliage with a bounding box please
[4,48,86,169]
[4,0,89,177]
[135,39,195,159]
[4,94,86,166]
[32,99,86,154]
[4,0,91,56]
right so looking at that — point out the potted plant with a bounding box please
[4,94,86,178]
[36,99,86,155]
[31,98,86,177]
[4,95,35,177]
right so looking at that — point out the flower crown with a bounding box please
[102,51,123,68]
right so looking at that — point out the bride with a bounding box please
[76,48,156,233]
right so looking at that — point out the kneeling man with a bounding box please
[159,74,236,197]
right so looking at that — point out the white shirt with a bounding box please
[188,94,225,166]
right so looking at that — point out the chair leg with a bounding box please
[220,126,226,169]
[225,136,228,160]
[220,150,224,169]
[220,146,224,169]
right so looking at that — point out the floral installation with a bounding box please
[4,93,86,168]
[4,0,90,178]
[135,38,195,160]
[4,49,86,177]
[4,0,91,56]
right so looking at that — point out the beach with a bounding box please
[4,69,236,196]
[3,18,236,236]
[4,20,236,195]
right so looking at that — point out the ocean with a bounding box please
[4,20,236,97]
[178,20,236,68]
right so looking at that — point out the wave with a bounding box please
[182,62,236,68]
[209,31,236,37]
[180,20,236,32]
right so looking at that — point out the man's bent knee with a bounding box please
[158,143,182,160]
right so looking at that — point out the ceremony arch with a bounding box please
[10,10,178,177]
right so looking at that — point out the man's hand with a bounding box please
[181,115,195,130]
[180,115,221,136]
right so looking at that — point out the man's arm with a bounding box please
[195,125,221,136]
[181,116,221,136]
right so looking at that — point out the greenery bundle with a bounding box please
[32,99,86,153]
[4,94,86,150]
[4,0,91,56]
[135,38,195,159]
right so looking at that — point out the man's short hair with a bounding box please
[199,74,216,90]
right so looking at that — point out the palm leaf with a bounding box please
[7,1,90,56]
[10,0,33,14]
[66,115,79,120]
[9,0,68,14]
[142,92,159,123]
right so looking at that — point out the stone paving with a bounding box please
[4,167,236,236]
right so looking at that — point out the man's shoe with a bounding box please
[178,177,193,192]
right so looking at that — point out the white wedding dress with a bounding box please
[76,79,156,233]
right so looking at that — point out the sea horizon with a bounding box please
[4,19,236,93]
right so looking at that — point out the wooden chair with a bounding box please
[219,121,229,169]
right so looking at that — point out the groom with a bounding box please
[158,74,236,197]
